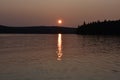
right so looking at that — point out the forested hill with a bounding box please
[77,20,120,35]
[0,26,76,34]
[1,20,120,34]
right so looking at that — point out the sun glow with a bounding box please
[58,20,62,24]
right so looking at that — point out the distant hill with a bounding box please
[0,25,76,34]
[77,20,120,35]
[1,19,120,34]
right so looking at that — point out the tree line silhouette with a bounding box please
[0,19,120,35]
[77,19,120,35]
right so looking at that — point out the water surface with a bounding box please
[0,34,120,80]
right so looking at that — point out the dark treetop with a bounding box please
[77,20,120,35]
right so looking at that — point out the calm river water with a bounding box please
[0,34,120,80]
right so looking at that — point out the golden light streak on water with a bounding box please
[57,33,63,61]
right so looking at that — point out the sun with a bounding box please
[58,19,62,24]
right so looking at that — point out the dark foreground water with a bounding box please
[0,34,120,80]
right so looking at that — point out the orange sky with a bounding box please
[0,0,120,27]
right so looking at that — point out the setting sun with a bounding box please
[58,20,62,24]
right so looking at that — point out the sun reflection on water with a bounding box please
[57,33,63,61]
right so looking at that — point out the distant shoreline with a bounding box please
[0,19,120,35]
[0,26,77,34]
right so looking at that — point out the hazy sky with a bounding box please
[0,0,120,27]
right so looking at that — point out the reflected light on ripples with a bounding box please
[57,33,63,61]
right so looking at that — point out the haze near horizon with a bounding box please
[0,0,120,27]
